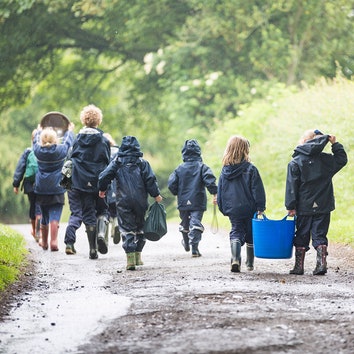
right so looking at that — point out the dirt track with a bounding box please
[1,222,353,354]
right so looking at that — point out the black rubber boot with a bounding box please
[230,240,241,272]
[313,245,328,275]
[289,247,306,275]
[181,231,190,252]
[135,236,146,265]
[245,243,254,271]
[97,215,108,254]
[191,243,202,257]
[86,225,98,259]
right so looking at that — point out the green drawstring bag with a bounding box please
[144,202,167,241]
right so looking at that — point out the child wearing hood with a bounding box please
[98,136,162,270]
[168,139,217,257]
[70,104,111,259]
[285,130,347,276]
[217,135,266,273]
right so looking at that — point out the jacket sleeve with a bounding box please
[13,148,30,188]
[202,164,218,195]
[140,160,161,198]
[167,170,179,196]
[331,142,348,174]
[216,175,224,215]
[285,161,300,210]
[251,167,266,212]
[98,158,119,192]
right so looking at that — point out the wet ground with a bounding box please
[0,222,353,354]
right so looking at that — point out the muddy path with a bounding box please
[1,223,353,354]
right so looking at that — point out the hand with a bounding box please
[328,135,336,144]
[212,194,217,205]
[155,195,163,203]
[287,209,296,217]
[98,191,106,198]
[13,187,19,194]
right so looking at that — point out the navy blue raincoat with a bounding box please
[71,127,111,193]
[217,160,266,219]
[168,139,217,211]
[285,135,347,215]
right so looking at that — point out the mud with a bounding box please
[1,223,353,354]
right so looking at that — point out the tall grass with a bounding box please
[206,77,354,246]
[0,225,28,291]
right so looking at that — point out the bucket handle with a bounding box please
[253,213,296,221]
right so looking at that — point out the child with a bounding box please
[70,104,111,259]
[285,130,347,275]
[168,139,217,257]
[98,135,162,270]
[217,135,266,272]
[13,130,41,241]
[33,125,75,251]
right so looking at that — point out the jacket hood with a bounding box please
[182,139,202,162]
[118,136,143,158]
[293,134,329,157]
[77,127,103,147]
[222,160,249,180]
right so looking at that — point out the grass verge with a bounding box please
[0,224,28,292]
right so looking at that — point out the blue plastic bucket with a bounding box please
[252,213,295,259]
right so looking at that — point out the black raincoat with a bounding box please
[285,135,347,215]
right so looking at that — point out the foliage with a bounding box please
[207,77,354,246]
[0,225,28,292]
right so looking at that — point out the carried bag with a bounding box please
[144,202,168,241]
[60,147,73,190]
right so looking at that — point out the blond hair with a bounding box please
[80,104,103,128]
[222,135,250,166]
[103,133,116,147]
[299,129,316,144]
[40,128,58,147]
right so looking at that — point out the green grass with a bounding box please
[0,225,28,292]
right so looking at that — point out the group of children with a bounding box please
[13,107,348,275]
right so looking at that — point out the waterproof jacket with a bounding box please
[168,140,217,211]
[285,135,347,215]
[33,130,74,195]
[217,160,266,219]
[13,148,34,194]
[71,127,110,193]
[98,136,160,213]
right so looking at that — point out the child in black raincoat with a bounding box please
[217,135,266,273]
[285,130,347,276]
[98,136,162,270]
[168,139,217,257]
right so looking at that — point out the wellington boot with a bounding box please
[230,240,241,272]
[97,216,108,254]
[50,220,59,251]
[290,247,306,275]
[86,225,98,259]
[313,245,328,275]
[126,253,136,270]
[181,232,190,252]
[39,225,49,250]
[35,215,41,242]
[30,219,36,240]
[135,252,144,266]
[191,244,202,257]
[110,217,121,244]
[245,243,254,271]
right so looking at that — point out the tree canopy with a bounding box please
[1,0,354,221]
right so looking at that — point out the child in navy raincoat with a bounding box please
[70,104,111,260]
[33,125,75,251]
[217,135,266,273]
[285,130,347,276]
[98,136,162,270]
[168,139,217,257]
